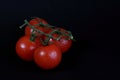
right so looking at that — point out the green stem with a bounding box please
[24,20,59,45]
[68,31,75,41]
[19,22,27,29]
[48,28,62,40]
[39,37,47,46]
[43,29,60,45]
[30,17,55,28]
[21,19,75,45]
[44,35,51,45]
[30,35,35,42]
[39,22,55,28]
[30,30,36,42]
[56,35,62,40]
[24,20,46,35]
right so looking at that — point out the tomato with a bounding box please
[16,36,39,61]
[45,28,72,53]
[50,35,72,53]
[25,18,48,37]
[34,44,62,69]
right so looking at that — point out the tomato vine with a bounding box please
[19,18,75,46]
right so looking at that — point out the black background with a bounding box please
[0,0,120,80]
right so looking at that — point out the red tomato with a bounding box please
[25,18,48,37]
[45,28,72,53]
[50,35,72,53]
[34,44,62,69]
[16,36,39,61]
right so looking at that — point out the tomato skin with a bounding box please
[50,36,72,53]
[34,44,62,69]
[59,38,72,53]
[16,36,38,61]
[25,18,48,37]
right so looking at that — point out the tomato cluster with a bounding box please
[16,17,74,69]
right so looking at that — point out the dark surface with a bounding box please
[0,0,120,80]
